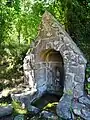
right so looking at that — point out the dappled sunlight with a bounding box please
[0,0,90,119]
[43,102,58,112]
[12,101,27,115]
[1,88,10,97]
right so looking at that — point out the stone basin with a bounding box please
[31,93,60,113]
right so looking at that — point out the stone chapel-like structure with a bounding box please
[19,11,90,119]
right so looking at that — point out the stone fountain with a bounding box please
[13,11,90,119]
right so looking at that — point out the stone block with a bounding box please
[78,55,87,64]
[69,65,85,79]
[81,108,90,120]
[63,37,70,44]
[74,75,85,83]
[0,105,13,118]
[79,96,90,106]
[73,83,84,98]
[40,110,58,119]
[72,100,90,120]
[28,105,40,114]
[64,73,74,92]
[56,94,73,119]
[11,89,37,106]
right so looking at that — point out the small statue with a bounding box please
[55,67,60,87]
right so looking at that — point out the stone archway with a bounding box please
[36,48,64,95]
[45,38,86,98]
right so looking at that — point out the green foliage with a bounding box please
[0,0,90,90]
[0,102,8,107]
[65,90,73,95]
[86,64,90,78]
[85,64,90,94]
[65,0,90,61]
[0,0,63,83]
[12,100,27,115]
[43,102,58,113]
[85,82,90,94]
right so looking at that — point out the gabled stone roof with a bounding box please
[37,11,87,64]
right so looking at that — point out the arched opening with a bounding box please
[35,48,64,96]
[32,49,64,112]
[40,49,64,95]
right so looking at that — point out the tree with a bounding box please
[0,0,90,82]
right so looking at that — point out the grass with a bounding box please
[0,102,8,107]
[12,100,28,115]
[43,102,58,113]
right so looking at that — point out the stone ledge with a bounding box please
[0,104,13,118]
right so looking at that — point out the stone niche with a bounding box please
[35,48,64,95]
[23,11,90,119]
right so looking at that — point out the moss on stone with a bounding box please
[12,100,27,115]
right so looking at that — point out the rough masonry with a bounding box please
[17,11,90,119]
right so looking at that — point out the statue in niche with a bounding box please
[55,67,61,87]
